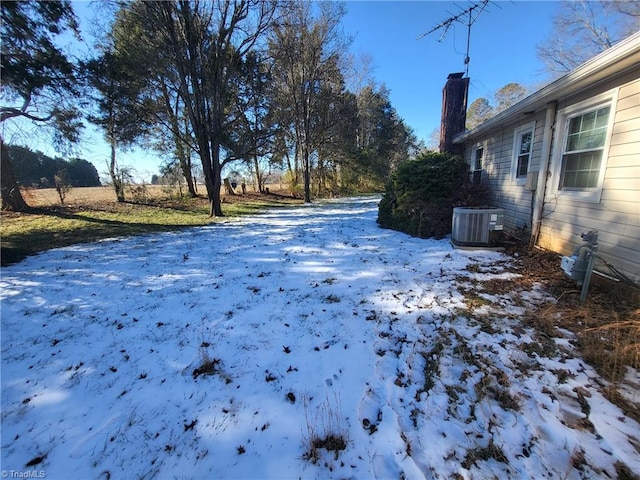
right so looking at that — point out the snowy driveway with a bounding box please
[1,196,638,479]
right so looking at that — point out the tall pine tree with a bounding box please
[1,0,82,210]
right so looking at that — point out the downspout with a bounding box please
[530,101,557,248]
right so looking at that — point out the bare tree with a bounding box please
[110,0,278,216]
[537,1,640,75]
[154,80,199,198]
[268,2,348,203]
[160,0,277,216]
[54,169,71,204]
[426,127,441,151]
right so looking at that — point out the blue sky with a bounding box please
[341,0,560,145]
[17,1,562,180]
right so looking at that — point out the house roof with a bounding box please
[453,31,640,144]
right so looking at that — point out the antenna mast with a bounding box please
[417,0,492,78]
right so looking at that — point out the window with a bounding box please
[551,90,616,202]
[560,106,610,189]
[511,123,535,182]
[472,145,483,185]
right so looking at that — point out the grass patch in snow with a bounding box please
[521,295,639,420]
[415,339,445,401]
[302,394,348,465]
[192,343,232,383]
[455,245,639,424]
[475,375,520,411]
[461,438,508,469]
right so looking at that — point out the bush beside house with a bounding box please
[377,151,486,239]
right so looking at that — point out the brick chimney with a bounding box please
[439,72,469,155]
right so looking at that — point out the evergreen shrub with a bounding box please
[377,151,486,239]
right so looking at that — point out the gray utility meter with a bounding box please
[561,254,589,283]
[560,231,599,302]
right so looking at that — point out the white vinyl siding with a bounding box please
[461,115,545,235]
[539,79,640,283]
[458,77,638,282]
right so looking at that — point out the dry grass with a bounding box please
[22,185,161,206]
[302,394,348,465]
[459,244,639,422]
[192,341,232,384]
[21,184,289,207]
[504,246,640,422]
[462,438,508,469]
[1,186,302,266]
[582,315,639,376]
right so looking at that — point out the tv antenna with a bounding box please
[417,0,494,77]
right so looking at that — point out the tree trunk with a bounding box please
[161,80,197,198]
[0,137,29,211]
[303,145,311,203]
[223,178,237,195]
[302,120,312,203]
[210,141,224,216]
[252,154,263,193]
[200,136,223,217]
[317,153,325,196]
[285,151,295,187]
[294,139,301,186]
[176,142,197,198]
[199,144,217,217]
[109,138,125,202]
[181,161,197,198]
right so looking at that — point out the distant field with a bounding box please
[21,185,189,207]
[21,183,284,207]
[1,185,300,266]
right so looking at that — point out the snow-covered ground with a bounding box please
[1,196,638,479]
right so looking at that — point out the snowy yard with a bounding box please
[1,196,638,479]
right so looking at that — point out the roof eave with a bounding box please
[453,31,640,144]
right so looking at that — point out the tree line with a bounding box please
[1,1,417,214]
[2,1,637,214]
[6,145,101,188]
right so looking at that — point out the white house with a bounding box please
[448,31,640,284]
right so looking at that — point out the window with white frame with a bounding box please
[552,90,616,202]
[561,106,610,189]
[511,123,534,182]
[472,145,483,185]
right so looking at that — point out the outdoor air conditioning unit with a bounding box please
[452,207,504,247]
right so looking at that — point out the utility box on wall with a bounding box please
[525,172,538,191]
[452,207,504,247]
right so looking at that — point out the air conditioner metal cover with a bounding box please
[452,207,504,247]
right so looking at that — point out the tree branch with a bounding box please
[0,107,55,124]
